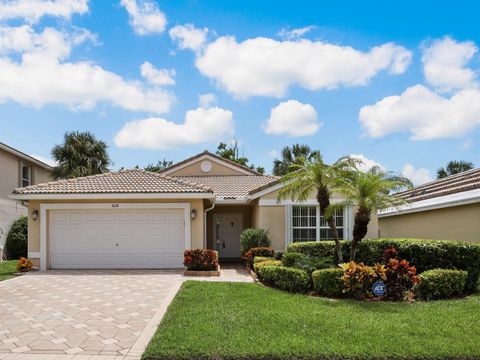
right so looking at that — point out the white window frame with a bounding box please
[286,204,353,246]
[21,163,32,187]
[291,205,317,242]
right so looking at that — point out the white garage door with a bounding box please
[49,208,185,269]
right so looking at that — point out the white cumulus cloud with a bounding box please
[0,0,88,23]
[114,106,234,149]
[423,37,478,93]
[194,36,411,98]
[140,61,175,86]
[277,26,315,40]
[401,164,432,185]
[264,100,320,137]
[0,25,174,113]
[120,0,166,35]
[169,24,208,52]
[359,84,480,140]
[349,154,384,172]
[198,93,216,108]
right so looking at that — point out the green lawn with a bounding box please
[0,260,16,282]
[143,281,480,360]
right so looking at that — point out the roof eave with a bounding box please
[9,192,215,201]
[0,142,53,171]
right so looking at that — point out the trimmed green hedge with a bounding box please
[287,238,480,292]
[257,266,309,293]
[253,260,282,273]
[312,268,344,298]
[253,256,275,264]
[415,269,468,300]
[5,216,28,260]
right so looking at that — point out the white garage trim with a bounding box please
[39,202,191,271]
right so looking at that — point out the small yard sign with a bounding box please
[372,281,387,297]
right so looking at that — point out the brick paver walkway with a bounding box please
[0,267,252,360]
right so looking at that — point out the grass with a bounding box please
[143,281,480,360]
[0,260,16,282]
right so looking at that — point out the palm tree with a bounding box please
[144,158,173,172]
[437,160,474,179]
[277,154,357,263]
[51,131,111,179]
[273,144,320,176]
[341,166,412,261]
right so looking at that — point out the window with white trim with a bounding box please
[292,206,344,242]
[21,164,32,187]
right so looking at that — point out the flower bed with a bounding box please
[183,249,220,277]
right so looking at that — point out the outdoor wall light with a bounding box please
[191,209,197,220]
[31,209,39,221]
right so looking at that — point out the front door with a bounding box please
[213,213,243,258]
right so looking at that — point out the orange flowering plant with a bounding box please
[16,257,33,272]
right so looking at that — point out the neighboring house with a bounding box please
[0,142,52,248]
[379,168,480,243]
[10,151,378,270]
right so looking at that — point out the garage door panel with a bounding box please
[49,208,185,269]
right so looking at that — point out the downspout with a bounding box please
[203,198,216,249]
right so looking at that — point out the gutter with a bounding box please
[203,198,216,248]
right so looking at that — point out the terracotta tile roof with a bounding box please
[397,168,480,203]
[13,169,212,194]
[160,150,263,175]
[175,175,279,198]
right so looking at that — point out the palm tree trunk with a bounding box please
[350,206,371,261]
[317,188,343,264]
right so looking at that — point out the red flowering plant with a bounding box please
[242,247,275,269]
[378,246,419,300]
[184,249,218,271]
[16,257,33,272]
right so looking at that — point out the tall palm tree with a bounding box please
[340,166,412,261]
[51,131,111,179]
[273,144,320,176]
[437,160,474,179]
[277,154,357,263]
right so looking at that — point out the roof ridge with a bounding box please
[143,170,213,193]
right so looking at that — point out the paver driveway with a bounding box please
[0,270,184,360]
[0,267,252,360]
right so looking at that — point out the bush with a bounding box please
[16,257,32,272]
[253,256,275,264]
[415,269,468,300]
[240,228,270,253]
[341,262,386,299]
[242,247,275,268]
[282,252,307,267]
[384,258,419,300]
[274,251,283,260]
[312,268,344,298]
[257,266,309,293]
[287,238,480,292]
[5,216,28,260]
[253,260,282,273]
[184,249,218,271]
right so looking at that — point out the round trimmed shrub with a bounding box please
[240,228,270,253]
[312,268,344,298]
[253,260,282,273]
[415,269,468,300]
[253,256,275,264]
[281,252,307,267]
[5,216,28,260]
[257,265,309,293]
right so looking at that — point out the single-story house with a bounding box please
[379,168,480,243]
[10,151,378,270]
[0,141,52,248]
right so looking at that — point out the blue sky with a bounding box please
[0,0,479,184]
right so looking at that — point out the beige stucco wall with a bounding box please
[378,202,480,243]
[253,205,286,251]
[27,198,206,268]
[167,159,247,176]
[0,149,51,246]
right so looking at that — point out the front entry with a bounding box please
[213,213,243,259]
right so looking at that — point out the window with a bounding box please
[21,165,31,187]
[292,206,344,242]
[292,206,316,242]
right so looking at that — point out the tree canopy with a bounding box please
[437,160,474,179]
[215,141,265,174]
[51,131,111,179]
[144,158,173,172]
[273,144,320,176]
